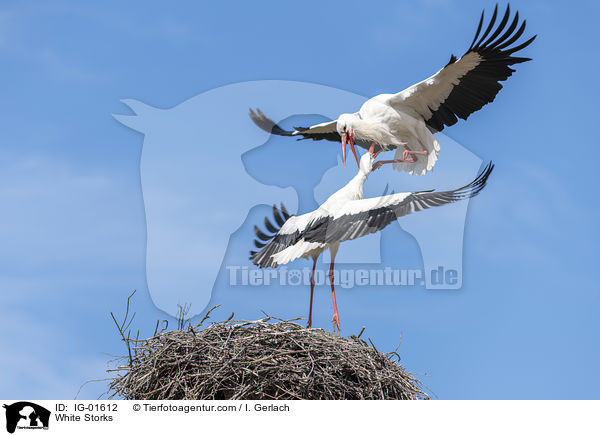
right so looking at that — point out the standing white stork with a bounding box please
[249,4,533,175]
[250,144,493,331]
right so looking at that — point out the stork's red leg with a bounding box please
[329,259,341,333]
[402,146,428,160]
[373,158,415,170]
[307,257,317,329]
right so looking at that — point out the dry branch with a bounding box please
[107,314,428,400]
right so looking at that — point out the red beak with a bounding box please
[341,133,347,168]
[369,143,382,158]
[342,132,359,168]
[342,132,360,168]
[349,132,359,167]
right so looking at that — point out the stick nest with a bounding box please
[108,314,429,400]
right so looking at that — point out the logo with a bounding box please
[3,402,50,434]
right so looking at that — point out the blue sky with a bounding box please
[1,0,599,400]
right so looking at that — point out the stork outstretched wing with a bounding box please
[251,164,493,267]
[249,108,339,141]
[303,163,494,244]
[248,108,373,149]
[386,5,535,132]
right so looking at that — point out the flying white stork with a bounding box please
[250,145,494,331]
[249,4,533,175]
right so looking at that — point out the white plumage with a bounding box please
[250,145,494,331]
[250,4,534,175]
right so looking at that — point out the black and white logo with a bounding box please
[3,402,50,434]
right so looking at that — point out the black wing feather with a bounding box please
[272,204,286,227]
[254,226,272,242]
[248,108,373,149]
[303,163,494,245]
[264,216,278,233]
[280,202,290,220]
[249,108,342,142]
[250,203,299,268]
[426,5,535,132]
[250,164,492,267]
[248,108,295,137]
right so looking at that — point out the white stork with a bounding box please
[249,4,533,175]
[250,144,493,331]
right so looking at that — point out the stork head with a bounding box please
[336,113,359,169]
[359,143,381,175]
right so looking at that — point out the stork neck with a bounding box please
[348,168,370,190]
[324,165,371,204]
